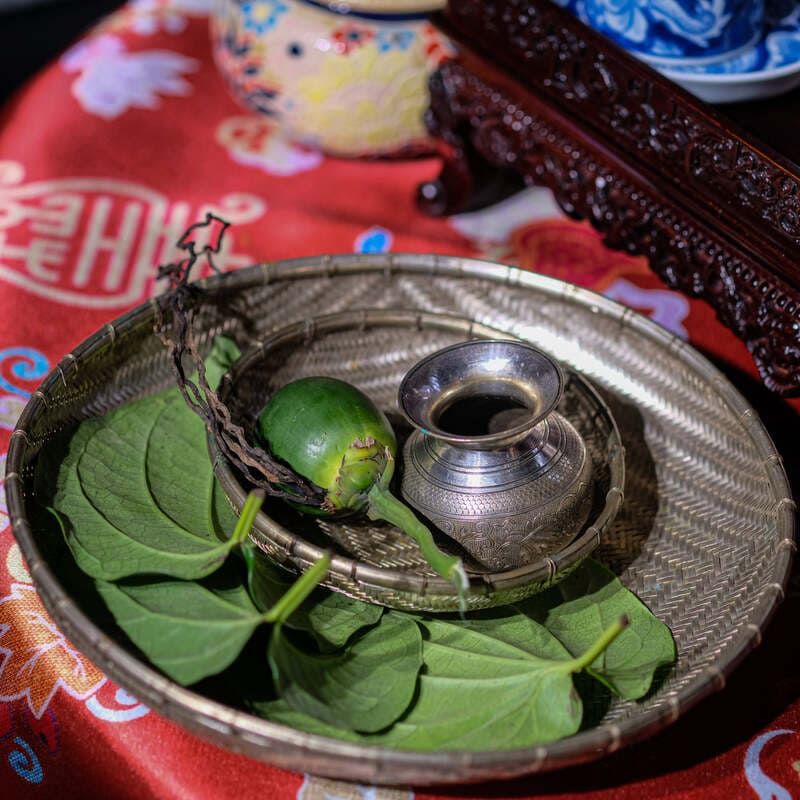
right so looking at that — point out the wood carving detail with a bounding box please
[443,0,800,269]
[421,58,800,395]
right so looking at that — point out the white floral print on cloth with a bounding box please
[5,544,30,584]
[604,278,690,338]
[448,186,656,290]
[449,186,691,337]
[0,336,149,789]
[0,540,150,790]
[85,684,150,723]
[0,584,106,719]
[60,34,199,119]
[448,187,563,245]
[95,0,214,38]
[216,116,323,176]
[745,729,797,800]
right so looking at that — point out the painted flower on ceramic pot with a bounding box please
[288,46,430,155]
[420,22,455,67]
[580,0,649,42]
[331,24,375,55]
[767,0,800,27]
[214,31,278,106]
[375,28,416,52]
[255,4,330,84]
[240,0,289,35]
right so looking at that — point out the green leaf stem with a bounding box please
[246,546,382,651]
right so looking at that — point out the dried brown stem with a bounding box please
[154,213,325,507]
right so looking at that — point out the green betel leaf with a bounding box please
[302,591,384,651]
[382,616,585,749]
[524,559,676,700]
[145,397,239,541]
[203,335,241,389]
[53,395,234,579]
[268,612,422,734]
[259,611,623,750]
[247,548,382,651]
[52,338,242,580]
[95,571,267,685]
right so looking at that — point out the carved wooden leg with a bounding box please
[419,66,523,216]
[417,68,476,216]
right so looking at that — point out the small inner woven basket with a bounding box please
[212,309,624,612]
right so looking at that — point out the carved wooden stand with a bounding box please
[419,0,800,396]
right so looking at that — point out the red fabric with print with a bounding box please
[0,3,798,800]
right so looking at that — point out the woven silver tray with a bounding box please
[7,254,795,786]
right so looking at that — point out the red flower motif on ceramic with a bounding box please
[213,41,267,95]
[331,24,374,55]
[0,585,105,718]
[420,22,455,67]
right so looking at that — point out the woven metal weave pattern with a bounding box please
[215,312,618,611]
[6,254,794,785]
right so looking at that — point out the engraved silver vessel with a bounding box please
[399,339,594,571]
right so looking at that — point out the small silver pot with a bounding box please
[399,339,594,571]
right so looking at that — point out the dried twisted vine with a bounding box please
[154,214,325,507]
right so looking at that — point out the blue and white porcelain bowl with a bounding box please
[556,0,765,67]
[660,0,800,102]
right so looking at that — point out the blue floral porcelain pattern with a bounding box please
[666,0,800,73]
[375,29,416,52]
[563,0,764,61]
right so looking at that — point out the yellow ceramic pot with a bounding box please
[210,0,452,158]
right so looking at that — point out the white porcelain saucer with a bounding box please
[660,0,800,103]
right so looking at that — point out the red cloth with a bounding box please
[0,3,797,799]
